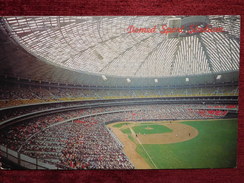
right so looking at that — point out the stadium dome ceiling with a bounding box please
[1,16,240,79]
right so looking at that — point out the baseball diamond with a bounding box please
[108,119,237,169]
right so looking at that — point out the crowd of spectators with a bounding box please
[0,97,237,124]
[0,82,238,107]
[0,102,88,122]
[0,106,128,151]
[23,121,133,169]
[0,104,231,169]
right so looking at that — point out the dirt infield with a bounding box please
[135,122,198,144]
[107,121,199,169]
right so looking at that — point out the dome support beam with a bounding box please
[170,38,182,75]
[134,39,165,76]
[99,35,154,73]
[196,34,214,73]
[221,31,240,44]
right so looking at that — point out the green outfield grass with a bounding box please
[132,124,172,135]
[121,128,131,134]
[123,119,238,169]
[139,123,155,125]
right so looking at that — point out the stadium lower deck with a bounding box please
[0,91,238,169]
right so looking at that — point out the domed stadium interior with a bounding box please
[0,15,240,169]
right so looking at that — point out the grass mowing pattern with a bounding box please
[135,119,238,169]
[132,124,172,135]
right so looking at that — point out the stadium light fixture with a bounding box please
[102,75,107,81]
[216,75,222,80]
[154,79,158,83]
[186,77,189,82]
[126,78,131,83]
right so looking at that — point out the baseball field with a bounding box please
[107,119,238,169]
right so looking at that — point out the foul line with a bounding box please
[129,127,158,169]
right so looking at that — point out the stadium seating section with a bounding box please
[0,82,238,107]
